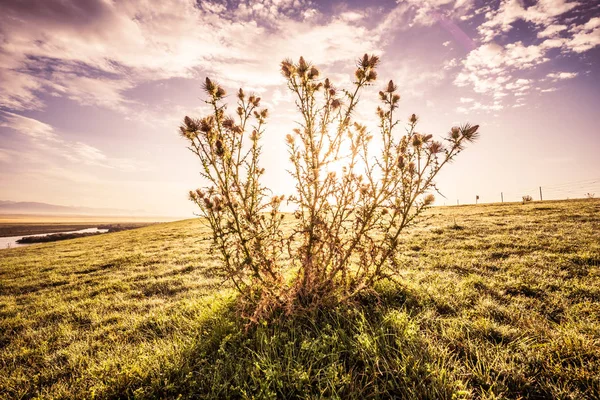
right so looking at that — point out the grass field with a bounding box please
[0,199,599,399]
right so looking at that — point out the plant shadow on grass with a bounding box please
[113,283,467,400]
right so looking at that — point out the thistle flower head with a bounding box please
[412,133,423,148]
[409,113,418,124]
[450,126,460,140]
[397,155,405,169]
[203,77,216,95]
[359,54,379,69]
[280,59,295,78]
[461,124,480,141]
[238,88,245,100]
[331,98,341,109]
[386,80,397,93]
[392,94,400,104]
[366,70,377,82]
[297,56,309,75]
[179,116,199,139]
[428,141,444,154]
[360,54,371,69]
[355,68,365,81]
[308,66,319,80]
[423,194,435,206]
[223,117,235,129]
[215,140,225,157]
[200,117,213,133]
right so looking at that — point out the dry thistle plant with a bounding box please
[180,55,479,322]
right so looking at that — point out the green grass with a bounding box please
[1,199,599,399]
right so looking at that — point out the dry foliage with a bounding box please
[180,55,479,322]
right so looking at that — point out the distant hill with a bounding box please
[0,201,144,216]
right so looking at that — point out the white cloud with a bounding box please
[547,71,578,80]
[0,111,138,169]
[479,0,579,42]
[537,24,568,38]
[0,0,384,112]
[454,42,547,96]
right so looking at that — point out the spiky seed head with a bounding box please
[280,59,295,78]
[450,126,460,140]
[423,194,435,206]
[223,117,235,129]
[297,56,309,75]
[355,68,365,81]
[238,88,245,100]
[308,66,319,80]
[331,98,341,109]
[409,113,418,124]
[429,141,444,154]
[379,91,387,101]
[386,80,397,93]
[216,86,226,98]
[397,155,405,169]
[366,70,377,82]
[215,140,224,157]
[360,54,370,68]
[203,77,215,94]
[392,94,400,104]
[200,117,212,133]
[368,54,380,68]
[412,133,423,148]
[462,124,480,141]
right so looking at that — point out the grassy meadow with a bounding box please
[0,199,599,399]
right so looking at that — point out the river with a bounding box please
[0,227,109,250]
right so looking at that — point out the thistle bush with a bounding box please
[180,55,479,322]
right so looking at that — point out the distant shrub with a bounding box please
[522,195,533,203]
[180,55,479,322]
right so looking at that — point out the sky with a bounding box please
[0,0,599,217]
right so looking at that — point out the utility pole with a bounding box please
[501,192,503,203]
[457,199,459,206]
[539,186,543,201]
